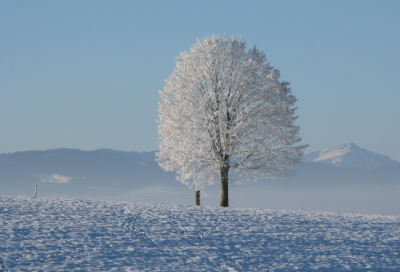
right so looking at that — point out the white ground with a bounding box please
[1,195,400,271]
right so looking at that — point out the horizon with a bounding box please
[2,142,399,164]
[2,141,400,216]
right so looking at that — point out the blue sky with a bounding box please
[1,0,399,161]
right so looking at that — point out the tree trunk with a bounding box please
[220,165,229,207]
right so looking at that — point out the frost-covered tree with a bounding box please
[157,36,307,207]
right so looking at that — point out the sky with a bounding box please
[1,0,399,161]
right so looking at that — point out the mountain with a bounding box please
[96,149,157,162]
[0,148,183,197]
[1,145,400,215]
[302,143,399,169]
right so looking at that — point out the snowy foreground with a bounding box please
[1,196,400,271]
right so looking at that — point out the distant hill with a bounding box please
[302,143,399,168]
[96,149,157,162]
[1,145,399,190]
[0,148,178,191]
[1,145,400,215]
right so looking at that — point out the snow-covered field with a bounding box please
[1,196,400,271]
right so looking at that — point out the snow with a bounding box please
[303,143,399,168]
[1,195,400,271]
[32,174,73,183]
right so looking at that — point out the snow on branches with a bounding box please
[157,36,307,191]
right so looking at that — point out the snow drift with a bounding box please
[1,195,400,271]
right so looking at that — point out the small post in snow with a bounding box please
[34,183,37,198]
[195,190,200,206]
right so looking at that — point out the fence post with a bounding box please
[34,183,37,198]
[195,190,200,206]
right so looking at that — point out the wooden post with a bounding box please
[195,190,200,206]
[34,183,37,198]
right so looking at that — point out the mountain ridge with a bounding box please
[1,144,400,215]
[302,143,399,169]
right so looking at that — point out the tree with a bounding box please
[157,36,307,207]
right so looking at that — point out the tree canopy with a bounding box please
[157,36,307,207]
